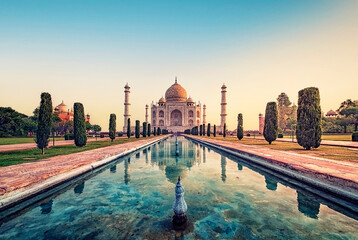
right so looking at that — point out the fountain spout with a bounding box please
[172,176,188,230]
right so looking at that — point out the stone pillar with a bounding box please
[123,83,131,132]
[145,104,149,123]
[203,104,206,124]
[220,84,227,131]
[259,113,264,134]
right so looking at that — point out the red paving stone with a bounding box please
[186,136,358,191]
[0,136,166,199]
[0,137,115,152]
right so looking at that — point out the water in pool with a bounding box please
[0,136,357,239]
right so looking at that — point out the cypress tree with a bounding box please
[74,102,87,147]
[296,87,322,150]
[135,120,140,138]
[207,123,211,137]
[223,123,226,137]
[154,127,157,136]
[213,125,216,137]
[127,118,131,138]
[109,113,116,142]
[237,113,244,140]
[203,124,206,136]
[36,92,52,155]
[157,127,161,135]
[147,123,151,137]
[263,102,278,144]
[143,122,147,137]
[200,125,203,136]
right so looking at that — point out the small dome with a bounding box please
[221,84,227,89]
[56,101,68,113]
[165,79,187,102]
[187,97,194,103]
[326,110,337,116]
[159,97,166,103]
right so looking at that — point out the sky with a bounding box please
[1,0,357,131]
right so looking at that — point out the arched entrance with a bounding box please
[170,110,182,126]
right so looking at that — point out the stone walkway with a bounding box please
[0,136,167,200]
[245,136,358,148]
[0,137,113,152]
[186,135,358,193]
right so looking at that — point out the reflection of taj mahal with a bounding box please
[150,77,204,132]
[123,77,227,133]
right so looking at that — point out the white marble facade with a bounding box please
[151,78,202,133]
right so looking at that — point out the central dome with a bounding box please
[165,79,187,102]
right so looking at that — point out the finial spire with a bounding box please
[178,176,181,181]
[175,76,177,83]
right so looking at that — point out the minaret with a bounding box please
[220,84,227,130]
[145,104,149,123]
[259,113,264,134]
[123,83,131,132]
[203,104,206,124]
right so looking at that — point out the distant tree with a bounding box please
[85,121,93,132]
[263,102,278,144]
[213,125,216,137]
[337,99,356,112]
[23,117,37,136]
[337,117,354,133]
[135,120,140,138]
[0,107,27,137]
[73,102,87,147]
[109,113,116,142]
[127,118,131,138]
[36,92,53,154]
[200,125,203,136]
[143,122,147,137]
[237,113,243,140]
[147,123,151,137]
[154,127,157,136]
[339,107,358,131]
[157,127,161,135]
[296,87,322,150]
[203,124,206,136]
[207,123,211,137]
[93,124,101,141]
[277,93,292,131]
[223,123,226,137]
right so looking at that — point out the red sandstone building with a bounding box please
[54,101,90,122]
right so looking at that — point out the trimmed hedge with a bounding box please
[278,133,283,138]
[64,133,74,140]
[352,132,358,142]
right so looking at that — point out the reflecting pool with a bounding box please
[0,136,357,239]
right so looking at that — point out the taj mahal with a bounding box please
[123,77,227,133]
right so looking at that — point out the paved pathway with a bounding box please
[245,136,358,148]
[0,136,166,199]
[186,135,358,192]
[0,137,114,152]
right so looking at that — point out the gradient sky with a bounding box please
[1,0,357,131]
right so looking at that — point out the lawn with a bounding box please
[203,136,358,163]
[283,134,352,141]
[0,137,65,145]
[0,136,156,167]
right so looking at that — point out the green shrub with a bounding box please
[142,122,147,137]
[147,123,151,137]
[296,87,322,150]
[127,118,131,138]
[100,134,104,138]
[118,132,123,137]
[74,102,87,147]
[264,102,278,144]
[36,92,52,154]
[223,123,226,137]
[64,133,74,140]
[278,133,283,138]
[135,120,140,138]
[213,125,216,137]
[246,133,251,137]
[207,123,211,137]
[352,132,358,142]
[237,113,243,140]
[109,113,116,142]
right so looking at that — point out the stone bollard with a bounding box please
[172,176,187,230]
